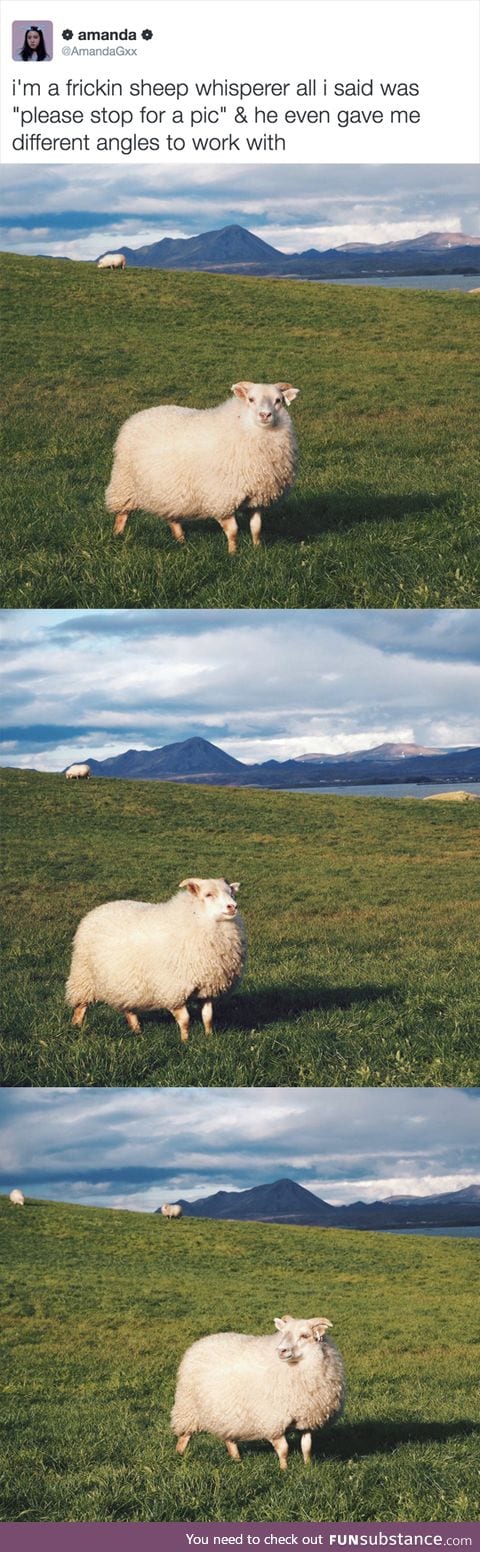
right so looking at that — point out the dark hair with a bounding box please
[20,26,48,60]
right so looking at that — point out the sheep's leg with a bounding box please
[225,1440,241,1462]
[249,510,262,547]
[271,1435,289,1471]
[218,515,238,555]
[169,521,186,545]
[172,1004,190,1043]
[201,1000,213,1036]
[112,511,130,536]
[125,1010,141,1035]
[175,1434,191,1456]
[301,1431,312,1465]
[72,1004,87,1028]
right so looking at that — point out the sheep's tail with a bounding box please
[105,458,135,515]
[65,949,95,1009]
[170,1391,198,1437]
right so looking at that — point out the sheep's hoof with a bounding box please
[170,522,186,545]
[125,1011,141,1034]
[226,1440,241,1462]
[72,1004,87,1028]
[112,512,129,537]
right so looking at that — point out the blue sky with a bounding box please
[0,1088,478,1213]
[1,609,479,771]
[0,165,478,260]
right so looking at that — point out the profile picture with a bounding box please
[12,20,53,60]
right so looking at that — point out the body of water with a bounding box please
[383,1225,480,1239]
[283,781,480,801]
[315,274,479,292]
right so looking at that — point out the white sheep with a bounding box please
[65,877,246,1041]
[65,764,91,780]
[161,1203,183,1220]
[106,380,299,553]
[9,1189,25,1207]
[171,1314,345,1471]
[97,253,126,270]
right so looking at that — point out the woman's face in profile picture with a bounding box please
[26,28,41,47]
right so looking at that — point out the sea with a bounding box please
[283,782,480,801]
[382,1226,480,1239]
[314,274,478,292]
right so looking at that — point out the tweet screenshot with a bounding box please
[0,0,479,1546]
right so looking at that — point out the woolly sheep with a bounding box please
[65,877,246,1041]
[161,1203,183,1220]
[9,1189,25,1206]
[171,1314,345,1470]
[65,763,91,780]
[97,253,126,270]
[106,380,299,553]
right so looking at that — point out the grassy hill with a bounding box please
[1,253,478,610]
[1,1197,478,1522]
[1,769,479,1087]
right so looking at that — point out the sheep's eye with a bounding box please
[248,396,255,403]
[275,398,281,406]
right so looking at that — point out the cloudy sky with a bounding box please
[0,164,478,260]
[0,609,479,771]
[0,1088,478,1213]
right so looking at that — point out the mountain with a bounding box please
[96,223,480,277]
[294,742,448,764]
[77,736,480,788]
[156,1177,480,1231]
[98,223,281,272]
[87,736,243,781]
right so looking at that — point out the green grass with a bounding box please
[1,768,479,1087]
[1,254,479,609]
[1,1197,478,1522]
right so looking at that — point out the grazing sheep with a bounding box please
[66,877,246,1041]
[65,763,91,781]
[9,1189,25,1207]
[97,253,126,270]
[106,380,299,553]
[172,1314,345,1470]
[161,1203,183,1220]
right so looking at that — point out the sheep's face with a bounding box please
[179,877,240,922]
[274,1315,333,1363]
[232,381,299,429]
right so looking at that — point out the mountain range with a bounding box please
[78,735,480,788]
[97,223,480,277]
[156,1176,480,1230]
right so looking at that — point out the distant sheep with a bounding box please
[9,1189,25,1207]
[97,253,126,270]
[106,380,299,553]
[66,877,246,1041]
[65,764,91,781]
[172,1314,345,1470]
[161,1203,183,1220]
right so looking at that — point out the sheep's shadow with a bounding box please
[310,1417,480,1460]
[240,1418,480,1462]
[112,490,454,554]
[265,489,453,545]
[220,982,398,1029]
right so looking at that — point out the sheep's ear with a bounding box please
[232,382,252,400]
[277,383,299,405]
[179,878,202,896]
[230,881,240,894]
[310,1318,333,1342]
[274,1317,287,1331]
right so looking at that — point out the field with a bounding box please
[1,1197,479,1523]
[1,769,479,1087]
[1,253,479,610]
